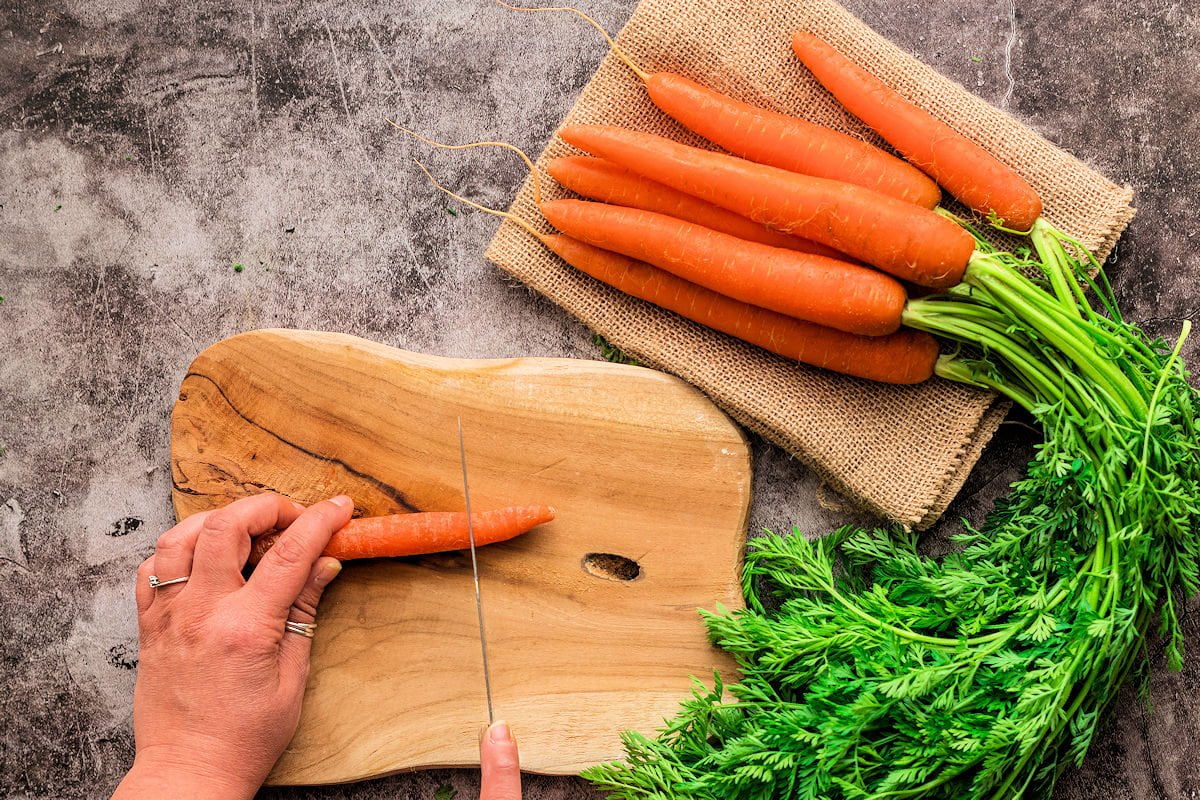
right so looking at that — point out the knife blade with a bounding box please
[457,416,495,725]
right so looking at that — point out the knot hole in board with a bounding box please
[581,552,642,582]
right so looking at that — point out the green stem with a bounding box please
[965,256,1148,419]
[1030,219,1087,319]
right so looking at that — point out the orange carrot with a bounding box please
[495,2,940,207]
[405,154,936,383]
[541,198,907,336]
[385,126,915,329]
[643,72,942,209]
[542,233,939,384]
[547,155,854,261]
[791,32,1043,232]
[557,125,976,289]
[248,505,554,565]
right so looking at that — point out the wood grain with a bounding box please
[169,330,751,785]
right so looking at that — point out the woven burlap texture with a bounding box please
[484,0,1136,529]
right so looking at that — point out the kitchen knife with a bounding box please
[457,417,495,725]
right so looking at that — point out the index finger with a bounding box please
[244,495,354,617]
[190,493,307,589]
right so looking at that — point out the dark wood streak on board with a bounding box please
[176,371,422,514]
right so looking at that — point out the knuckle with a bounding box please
[216,618,263,652]
[291,593,319,620]
[200,512,237,537]
[138,607,165,637]
[267,534,309,569]
[155,530,185,553]
[306,503,340,525]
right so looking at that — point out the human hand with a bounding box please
[480,720,521,800]
[112,492,353,800]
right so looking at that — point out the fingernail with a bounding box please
[329,495,353,509]
[315,560,342,587]
[291,501,306,512]
[488,721,512,744]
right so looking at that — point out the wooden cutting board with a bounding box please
[170,329,751,786]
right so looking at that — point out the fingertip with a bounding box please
[314,557,342,588]
[481,720,519,765]
[328,494,353,509]
[487,721,514,745]
[480,719,521,797]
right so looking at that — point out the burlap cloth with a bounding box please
[485,0,1135,528]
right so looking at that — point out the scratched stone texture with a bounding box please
[0,0,1197,798]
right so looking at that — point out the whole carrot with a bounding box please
[791,32,1043,232]
[542,233,939,384]
[541,198,908,336]
[248,505,554,565]
[557,125,977,289]
[547,155,853,261]
[643,72,942,209]
[495,2,940,207]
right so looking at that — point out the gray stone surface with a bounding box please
[1,1,1197,798]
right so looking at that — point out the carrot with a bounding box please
[494,2,941,208]
[248,505,554,565]
[541,233,939,384]
[791,32,1043,232]
[386,126,914,328]
[642,72,942,209]
[541,198,907,336]
[406,155,937,383]
[546,155,854,261]
[558,125,977,289]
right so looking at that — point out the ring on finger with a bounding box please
[285,620,317,639]
[148,575,190,589]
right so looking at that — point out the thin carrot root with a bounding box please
[410,155,546,244]
[492,1,649,81]
[384,120,545,205]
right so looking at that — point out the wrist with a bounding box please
[114,746,260,800]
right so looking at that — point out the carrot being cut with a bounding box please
[791,32,1043,232]
[540,233,939,384]
[541,199,907,336]
[494,2,941,208]
[558,125,977,289]
[249,505,555,565]
[546,155,853,261]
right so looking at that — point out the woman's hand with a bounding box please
[113,492,353,800]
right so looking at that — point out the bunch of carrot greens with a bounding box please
[585,221,1199,798]
[419,8,1198,796]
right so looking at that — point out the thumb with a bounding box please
[480,721,521,800]
[278,556,342,681]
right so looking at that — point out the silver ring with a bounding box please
[284,620,317,639]
[148,575,189,589]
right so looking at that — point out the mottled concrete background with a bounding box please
[1,0,1197,798]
